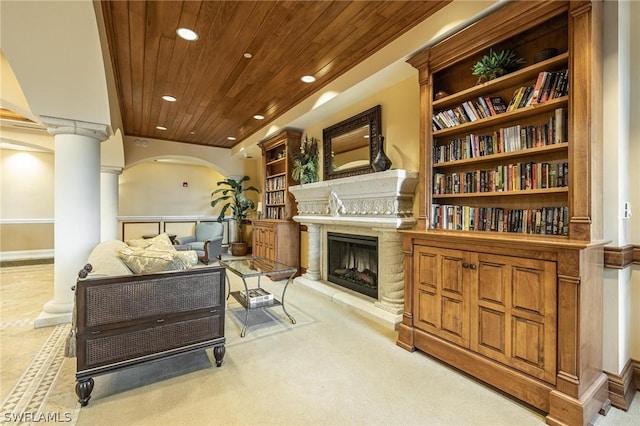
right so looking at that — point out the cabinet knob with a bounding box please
[462,263,469,268]
[469,264,477,270]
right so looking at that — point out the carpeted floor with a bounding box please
[1,263,638,425]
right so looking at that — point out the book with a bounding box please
[478,96,492,117]
[554,107,566,144]
[489,96,508,114]
[461,102,478,121]
[240,288,274,307]
[507,87,527,112]
[529,71,549,105]
[539,71,559,103]
[517,86,534,108]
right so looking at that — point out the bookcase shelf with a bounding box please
[433,187,568,199]
[433,52,569,110]
[433,96,568,137]
[433,142,567,168]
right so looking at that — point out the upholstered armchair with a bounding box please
[175,222,224,265]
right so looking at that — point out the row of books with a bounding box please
[432,96,508,130]
[264,206,285,220]
[432,68,568,132]
[266,175,286,191]
[430,204,569,235]
[239,288,274,307]
[507,69,568,112]
[265,190,285,205]
[433,161,568,194]
[433,108,566,163]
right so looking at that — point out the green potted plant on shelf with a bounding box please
[211,175,260,256]
[471,48,525,84]
[291,135,319,184]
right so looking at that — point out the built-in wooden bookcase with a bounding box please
[426,10,574,238]
[261,129,301,221]
[398,2,608,425]
[254,128,301,276]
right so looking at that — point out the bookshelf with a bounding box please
[254,129,301,277]
[397,2,608,425]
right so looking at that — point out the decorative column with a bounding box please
[374,229,404,314]
[101,166,122,241]
[100,167,122,241]
[303,223,321,280]
[35,117,108,328]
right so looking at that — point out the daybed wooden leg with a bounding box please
[76,378,94,406]
[213,345,225,367]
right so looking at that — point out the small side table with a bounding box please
[219,257,297,337]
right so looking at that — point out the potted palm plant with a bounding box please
[211,175,260,256]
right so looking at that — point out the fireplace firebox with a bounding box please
[327,232,378,299]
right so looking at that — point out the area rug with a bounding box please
[224,295,316,347]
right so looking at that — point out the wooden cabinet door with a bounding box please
[253,224,267,258]
[264,226,275,260]
[470,253,557,384]
[413,246,470,347]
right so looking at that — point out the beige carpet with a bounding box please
[1,264,638,425]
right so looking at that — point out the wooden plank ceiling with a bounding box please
[100,0,449,149]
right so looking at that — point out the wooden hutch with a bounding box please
[397,2,608,425]
[253,128,302,276]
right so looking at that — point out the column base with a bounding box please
[34,311,72,328]
[374,300,404,315]
[303,272,320,281]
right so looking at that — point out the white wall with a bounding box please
[601,0,640,375]
[119,162,227,217]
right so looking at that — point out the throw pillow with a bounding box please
[86,240,133,277]
[173,250,198,267]
[126,233,175,251]
[118,246,186,274]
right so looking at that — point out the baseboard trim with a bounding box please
[606,358,640,411]
[0,249,54,263]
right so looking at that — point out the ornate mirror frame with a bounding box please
[322,105,382,180]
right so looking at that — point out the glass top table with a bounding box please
[219,257,297,337]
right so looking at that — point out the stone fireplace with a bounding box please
[289,169,418,329]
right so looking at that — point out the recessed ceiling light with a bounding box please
[253,114,265,120]
[162,95,177,102]
[227,136,237,141]
[189,131,196,135]
[243,53,253,59]
[176,27,198,41]
[156,126,167,131]
[301,75,316,83]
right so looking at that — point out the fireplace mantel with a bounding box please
[290,170,418,329]
[290,169,418,229]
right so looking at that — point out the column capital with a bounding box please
[101,166,123,175]
[41,116,109,140]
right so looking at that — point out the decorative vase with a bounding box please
[434,90,450,100]
[230,242,248,257]
[371,135,392,172]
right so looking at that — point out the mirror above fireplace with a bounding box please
[322,105,382,180]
